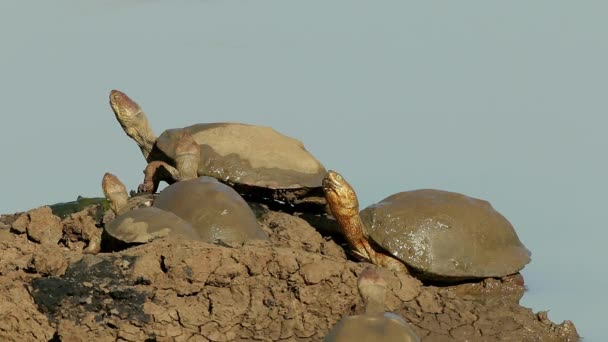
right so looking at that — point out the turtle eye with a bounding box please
[335,174,342,181]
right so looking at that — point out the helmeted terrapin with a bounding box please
[101,173,200,246]
[323,170,531,282]
[109,90,326,208]
[324,268,420,342]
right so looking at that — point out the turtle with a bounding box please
[322,170,531,282]
[324,268,420,342]
[102,173,200,247]
[109,90,327,208]
[153,176,269,245]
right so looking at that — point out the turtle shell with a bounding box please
[153,176,268,244]
[360,189,531,280]
[105,207,199,244]
[324,313,420,342]
[154,123,326,190]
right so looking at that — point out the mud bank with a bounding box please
[0,204,578,341]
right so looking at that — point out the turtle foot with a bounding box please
[374,252,410,274]
[141,160,180,194]
[137,182,154,194]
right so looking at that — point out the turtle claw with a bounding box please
[138,182,154,194]
[141,160,180,194]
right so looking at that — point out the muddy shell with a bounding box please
[360,189,531,281]
[105,207,199,244]
[153,123,326,201]
[324,313,420,342]
[153,176,268,244]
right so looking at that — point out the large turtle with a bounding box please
[323,170,531,282]
[109,90,327,208]
[324,268,420,342]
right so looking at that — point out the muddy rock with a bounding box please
[62,209,102,254]
[0,204,579,341]
[10,206,63,245]
[259,210,347,260]
[0,283,55,342]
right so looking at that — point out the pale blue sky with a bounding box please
[1,1,605,340]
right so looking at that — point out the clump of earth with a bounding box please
[0,200,579,341]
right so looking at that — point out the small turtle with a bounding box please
[323,170,531,281]
[109,90,327,208]
[102,173,200,246]
[153,176,269,245]
[324,268,420,342]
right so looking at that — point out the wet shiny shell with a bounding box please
[154,123,326,189]
[153,176,268,244]
[105,207,199,244]
[360,189,531,280]
[324,313,420,342]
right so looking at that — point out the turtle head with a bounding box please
[323,170,359,217]
[357,267,387,315]
[109,90,140,121]
[175,132,200,181]
[109,90,157,160]
[102,173,129,215]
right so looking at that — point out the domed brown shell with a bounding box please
[154,123,326,190]
[324,313,420,342]
[153,176,268,244]
[360,189,531,281]
[105,207,199,244]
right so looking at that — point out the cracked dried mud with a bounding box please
[0,203,579,341]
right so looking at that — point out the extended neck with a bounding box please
[132,118,156,160]
[333,209,373,260]
[365,296,385,315]
[110,192,129,215]
[118,110,157,160]
[361,284,386,315]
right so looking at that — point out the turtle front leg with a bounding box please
[139,161,180,193]
[139,132,200,193]
[372,252,410,273]
[174,131,200,181]
[343,221,410,274]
